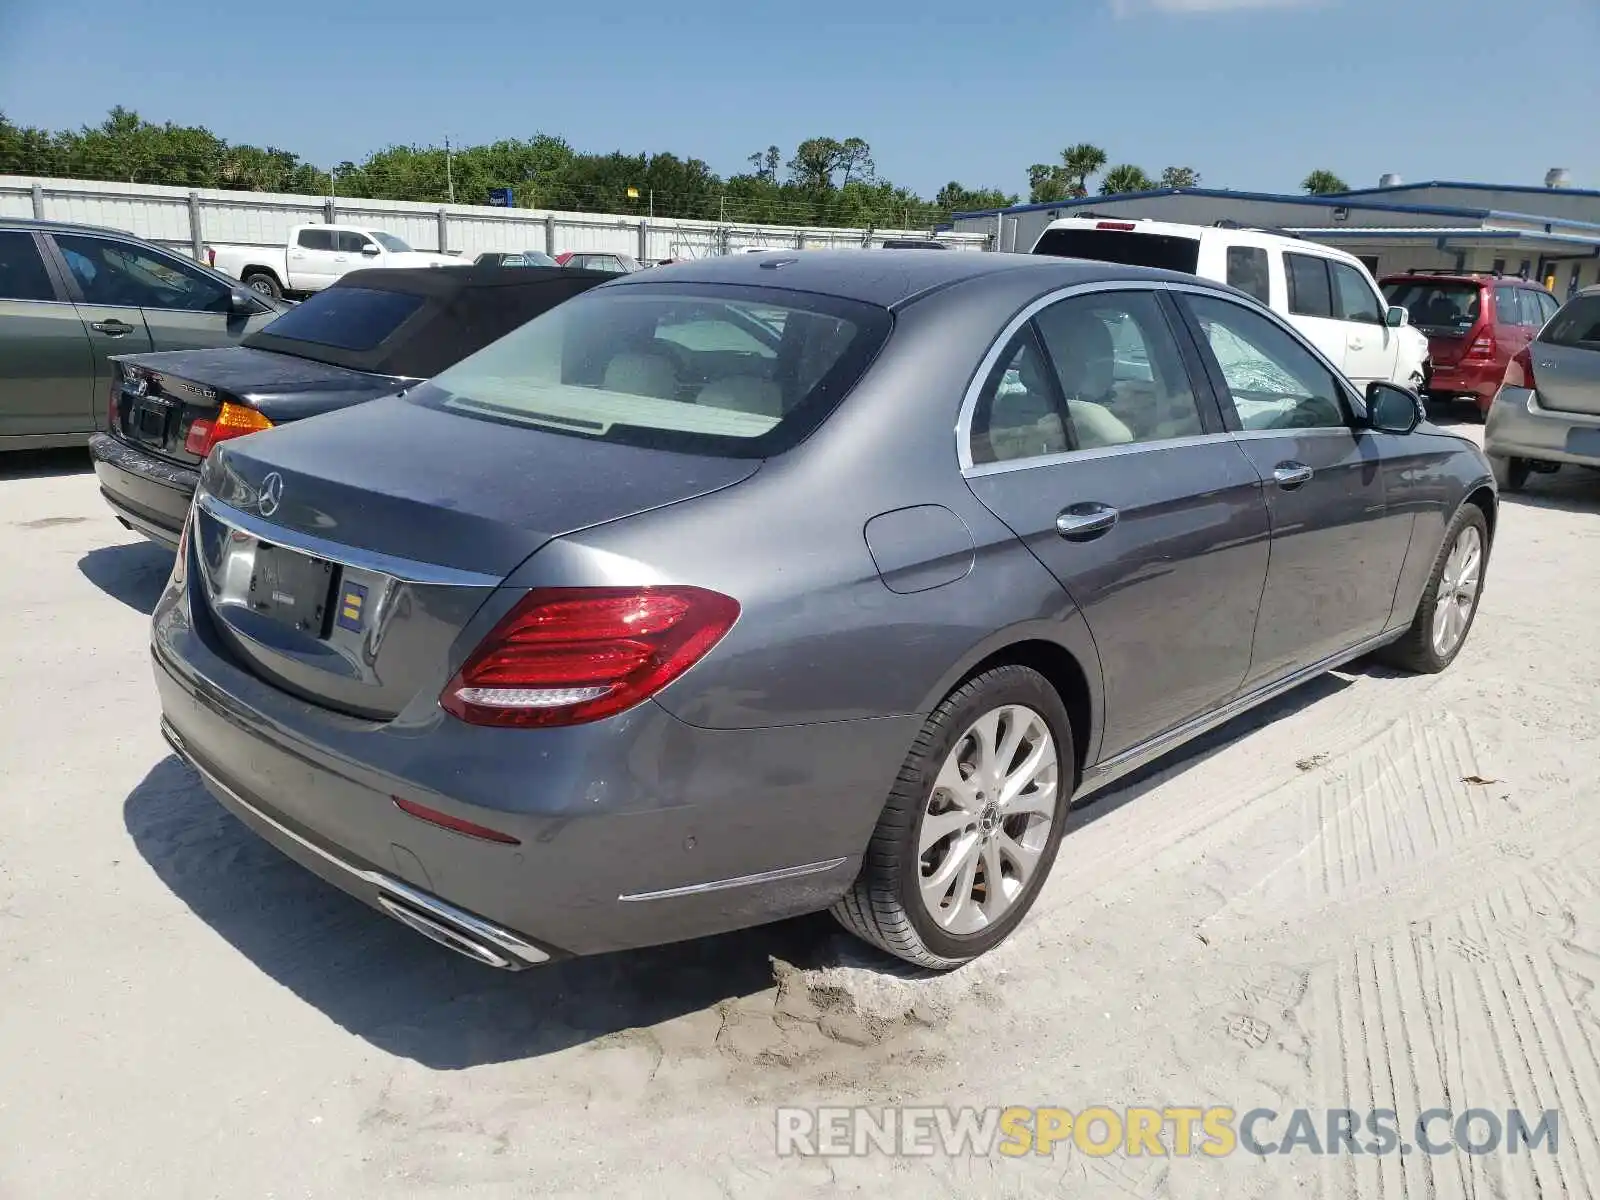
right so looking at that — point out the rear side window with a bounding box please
[1031,228,1201,274]
[410,285,890,458]
[1330,262,1383,324]
[0,231,56,302]
[1226,246,1270,304]
[1285,253,1335,319]
[255,287,425,350]
[1493,286,1526,327]
[1540,295,1600,348]
[296,228,335,251]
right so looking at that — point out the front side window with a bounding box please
[296,228,335,251]
[53,234,231,313]
[1226,246,1271,305]
[336,231,375,254]
[1330,262,1383,324]
[1285,253,1335,319]
[1032,291,1205,448]
[0,231,57,302]
[409,285,888,458]
[1182,294,1347,431]
[369,232,412,253]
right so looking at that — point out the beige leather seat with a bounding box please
[696,376,784,418]
[602,352,679,399]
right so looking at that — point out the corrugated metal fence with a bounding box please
[0,176,989,262]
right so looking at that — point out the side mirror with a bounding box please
[361,243,381,256]
[228,285,257,315]
[1365,381,1423,434]
[1385,305,1410,328]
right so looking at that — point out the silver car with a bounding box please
[153,251,1496,972]
[1486,286,1600,490]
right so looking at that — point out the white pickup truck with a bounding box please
[205,224,458,300]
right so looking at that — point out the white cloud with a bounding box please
[1111,0,1323,15]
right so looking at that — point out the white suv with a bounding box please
[1032,217,1429,392]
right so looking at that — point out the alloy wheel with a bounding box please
[917,704,1058,936]
[1432,524,1483,657]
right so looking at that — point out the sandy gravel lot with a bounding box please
[2,434,1598,1199]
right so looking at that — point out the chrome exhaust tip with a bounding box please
[376,895,521,970]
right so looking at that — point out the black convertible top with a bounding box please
[242,264,613,378]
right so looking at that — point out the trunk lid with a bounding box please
[191,396,760,718]
[111,347,403,467]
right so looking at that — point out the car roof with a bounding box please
[1381,271,1546,287]
[604,247,1189,309]
[0,215,156,240]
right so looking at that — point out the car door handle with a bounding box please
[90,320,134,337]
[1349,337,1365,350]
[1272,462,1314,489]
[1055,502,1120,542]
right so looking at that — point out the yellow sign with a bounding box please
[626,187,640,199]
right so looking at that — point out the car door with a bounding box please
[1173,291,1415,687]
[1281,251,1348,372]
[334,230,380,280]
[50,233,272,356]
[961,286,1272,759]
[0,229,99,439]
[42,232,156,417]
[1329,259,1399,388]
[289,227,340,290]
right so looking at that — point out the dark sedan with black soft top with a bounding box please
[89,263,610,547]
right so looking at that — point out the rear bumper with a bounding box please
[88,433,198,549]
[149,556,913,964]
[1425,360,1502,407]
[1484,386,1600,467]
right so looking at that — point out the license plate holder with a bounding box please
[248,543,337,635]
[132,398,173,444]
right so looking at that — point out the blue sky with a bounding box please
[2,0,1596,199]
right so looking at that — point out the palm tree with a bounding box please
[1062,143,1108,196]
[1100,164,1156,195]
[1302,169,1349,195]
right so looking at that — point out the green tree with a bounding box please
[1027,162,1071,204]
[1159,166,1201,189]
[1062,143,1108,195]
[1100,164,1156,195]
[935,181,1019,213]
[1302,169,1348,195]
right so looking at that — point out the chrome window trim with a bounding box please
[196,491,502,589]
[955,279,1368,477]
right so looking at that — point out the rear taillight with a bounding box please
[205,247,216,267]
[107,381,119,431]
[1464,330,1497,361]
[441,586,740,728]
[184,402,272,456]
[1503,346,1537,391]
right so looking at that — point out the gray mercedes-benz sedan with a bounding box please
[151,250,1497,971]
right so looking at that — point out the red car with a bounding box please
[1381,271,1561,418]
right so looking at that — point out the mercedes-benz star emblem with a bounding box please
[258,472,284,518]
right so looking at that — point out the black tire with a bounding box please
[1490,454,1531,493]
[830,665,1075,969]
[242,271,282,300]
[1378,504,1490,675]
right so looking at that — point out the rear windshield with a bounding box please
[408,283,891,458]
[1032,228,1201,274]
[251,287,426,351]
[1380,281,1481,333]
[1539,295,1600,349]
